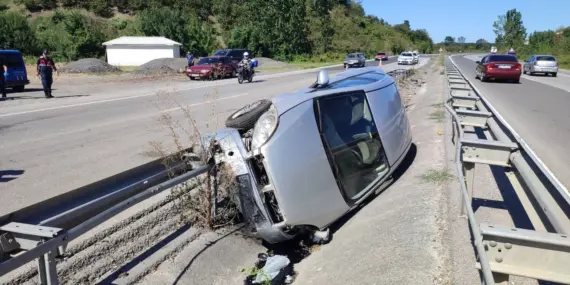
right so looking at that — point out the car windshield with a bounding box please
[197,57,219,65]
[213,50,228,56]
[489,55,517,62]
[401,53,412,57]
[536,56,556,61]
[347,54,358,58]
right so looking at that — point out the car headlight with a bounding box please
[201,69,209,73]
[251,105,278,150]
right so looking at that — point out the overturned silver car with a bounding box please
[214,66,413,244]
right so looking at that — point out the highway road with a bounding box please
[453,54,570,190]
[0,57,403,215]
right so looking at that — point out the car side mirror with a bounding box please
[475,61,481,64]
[317,70,330,86]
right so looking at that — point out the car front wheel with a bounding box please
[552,73,557,77]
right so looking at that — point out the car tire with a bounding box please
[552,73,557,77]
[513,78,520,83]
[12,85,25,92]
[225,99,272,130]
[480,75,488,82]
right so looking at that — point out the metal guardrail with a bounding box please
[444,56,570,284]
[0,147,211,285]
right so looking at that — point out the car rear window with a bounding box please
[401,53,412,56]
[536,56,556,61]
[489,55,517,62]
[0,54,23,68]
[377,53,386,55]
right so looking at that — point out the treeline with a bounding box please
[433,36,494,53]
[0,0,434,62]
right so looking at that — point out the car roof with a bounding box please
[533,54,555,57]
[0,50,22,54]
[271,66,394,114]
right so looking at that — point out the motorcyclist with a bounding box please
[238,52,254,76]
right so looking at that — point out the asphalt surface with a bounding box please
[452,55,570,190]
[0,56,404,216]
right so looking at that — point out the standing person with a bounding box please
[186,51,194,67]
[36,49,58,98]
[0,56,7,100]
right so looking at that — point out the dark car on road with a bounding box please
[213,48,252,65]
[343,52,366,68]
[186,56,236,80]
[475,54,521,83]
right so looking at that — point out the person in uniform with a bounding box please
[36,49,59,98]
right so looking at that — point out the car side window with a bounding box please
[316,91,389,201]
[480,56,487,64]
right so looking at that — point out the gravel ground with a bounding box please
[59,58,120,73]
[256,57,289,68]
[134,58,188,75]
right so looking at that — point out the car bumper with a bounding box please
[213,128,297,244]
[530,66,559,73]
[398,60,413,65]
[186,71,211,78]
[5,79,30,87]
[485,69,521,79]
[375,57,388,60]
[344,62,362,67]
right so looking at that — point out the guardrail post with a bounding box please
[37,248,59,285]
[461,162,475,216]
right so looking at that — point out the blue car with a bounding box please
[0,50,30,92]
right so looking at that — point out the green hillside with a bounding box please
[0,0,434,62]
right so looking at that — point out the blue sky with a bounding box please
[361,0,570,43]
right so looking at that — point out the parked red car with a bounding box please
[475,54,521,83]
[375,52,388,61]
[186,56,236,80]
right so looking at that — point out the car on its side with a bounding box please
[522,54,559,77]
[344,52,366,68]
[0,50,30,92]
[475,54,521,83]
[215,67,413,244]
[375,52,388,61]
[213,48,252,65]
[397,52,415,65]
[186,56,236,80]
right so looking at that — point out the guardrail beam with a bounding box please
[455,109,492,128]
[479,224,570,284]
[451,94,479,109]
[460,138,518,167]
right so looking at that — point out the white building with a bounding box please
[102,36,182,66]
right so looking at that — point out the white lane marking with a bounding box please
[0,92,252,149]
[159,93,249,113]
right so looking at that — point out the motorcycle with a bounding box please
[237,59,257,84]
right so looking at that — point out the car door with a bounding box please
[524,56,533,71]
[315,90,390,203]
[477,56,487,74]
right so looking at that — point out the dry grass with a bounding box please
[148,88,240,231]
[422,169,454,185]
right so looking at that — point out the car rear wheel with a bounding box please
[513,78,520,83]
[225,99,272,130]
[12,85,25,92]
[480,74,488,82]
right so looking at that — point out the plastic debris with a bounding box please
[252,253,291,284]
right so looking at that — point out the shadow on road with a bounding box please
[0,170,25,183]
[3,94,89,100]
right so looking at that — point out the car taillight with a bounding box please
[515,63,521,70]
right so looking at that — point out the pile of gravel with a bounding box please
[59,58,120,73]
[255,57,289,68]
[133,58,188,75]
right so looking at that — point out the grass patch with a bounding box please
[422,169,454,185]
[286,61,340,69]
[118,66,137,72]
[429,110,445,122]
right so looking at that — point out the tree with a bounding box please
[457,36,466,44]
[0,11,38,55]
[475,38,488,49]
[493,9,527,49]
[444,36,455,46]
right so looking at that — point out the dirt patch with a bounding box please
[256,57,289,69]
[134,58,188,76]
[59,58,120,74]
